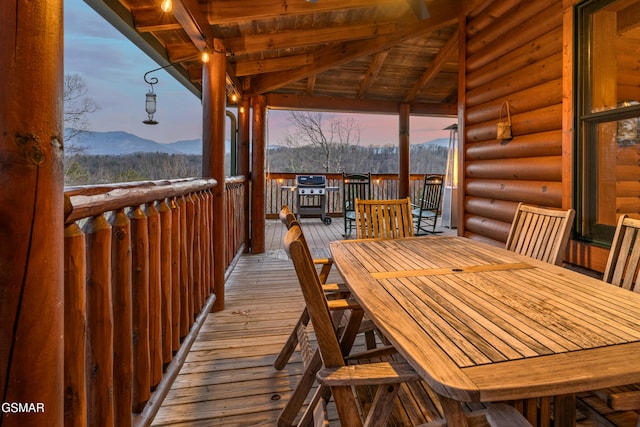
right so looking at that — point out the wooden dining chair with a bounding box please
[274,206,349,371]
[505,203,576,266]
[278,222,400,426]
[283,223,532,427]
[355,197,414,239]
[575,215,640,427]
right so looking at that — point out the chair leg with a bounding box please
[277,349,323,427]
[274,308,310,370]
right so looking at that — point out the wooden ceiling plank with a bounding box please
[234,54,314,77]
[226,23,397,56]
[404,31,458,102]
[251,0,460,94]
[206,0,400,25]
[358,49,390,98]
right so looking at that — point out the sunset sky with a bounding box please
[64,1,456,146]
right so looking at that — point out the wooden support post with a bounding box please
[202,38,227,311]
[399,103,411,199]
[238,97,251,252]
[0,1,64,425]
[251,95,267,254]
[456,17,467,235]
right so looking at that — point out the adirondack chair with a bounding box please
[343,172,371,237]
[412,174,444,235]
[283,223,532,427]
[355,197,415,239]
[576,215,640,427]
[505,203,576,266]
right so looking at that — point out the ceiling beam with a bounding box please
[226,22,397,56]
[131,7,181,32]
[250,0,459,94]
[306,76,316,96]
[173,0,219,50]
[267,93,457,116]
[234,54,314,76]
[205,0,404,25]
[358,49,390,98]
[404,31,457,102]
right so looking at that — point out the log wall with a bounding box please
[462,0,565,246]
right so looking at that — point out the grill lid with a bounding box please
[296,175,327,187]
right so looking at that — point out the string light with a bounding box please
[161,0,172,13]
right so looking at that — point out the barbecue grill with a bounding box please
[294,175,333,225]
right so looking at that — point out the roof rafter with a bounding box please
[250,0,459,95]
[205,0,405,25]
[358,49,390,98]
[404,31,458,102]
[226,22,397,56]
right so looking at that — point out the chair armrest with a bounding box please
[321,283,350,293]
[344,345,397,361]
[327,298,360,311]
[608,390,640,411]
[317,361,420,386]
[314,257,334,283]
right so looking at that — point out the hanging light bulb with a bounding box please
[161,0,173,13]
[201,51,210,63]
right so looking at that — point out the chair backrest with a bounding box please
[505,203,575,266]
[418,174,444,212]
[279,205,298,229]
[342,172,371,214]
[603,215,640,291]
[355,197,414,239]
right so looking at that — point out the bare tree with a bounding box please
[64,73,100,144]
[63,74,100,185]
[282,111,361,172]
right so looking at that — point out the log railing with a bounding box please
[225,176,247,268]
[63,177,247,427]
[265,172,434,218]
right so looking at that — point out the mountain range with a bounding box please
[66,130,450,156]
[67,130,202,155]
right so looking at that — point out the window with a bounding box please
[576,0,640,245]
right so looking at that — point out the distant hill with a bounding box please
[67,130,448,156]
[66,130,202,155]
[414,137,449,148]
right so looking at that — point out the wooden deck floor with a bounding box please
[151,217,358,426]
[151,219,597,426]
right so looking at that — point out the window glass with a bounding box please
[577,0,640,244]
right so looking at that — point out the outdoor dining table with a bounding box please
[329,235,640,427]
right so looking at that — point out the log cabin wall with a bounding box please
[461,0,565,247]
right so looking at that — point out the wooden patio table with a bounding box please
[329,236,640,427]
